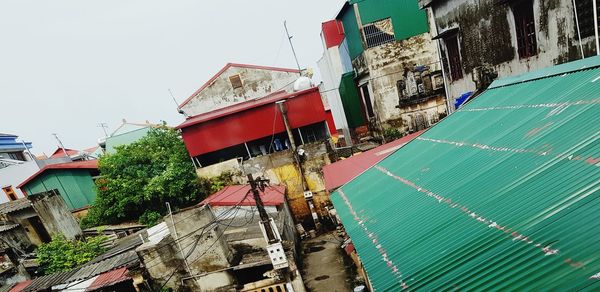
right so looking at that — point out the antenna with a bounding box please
[284,20,302,72]
[168,88,179,107]
[98,123,109,137]
[52,133,71,160]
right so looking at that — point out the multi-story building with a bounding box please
[420,0,599,109]
[318,0,449,142]
[176,63,336,224]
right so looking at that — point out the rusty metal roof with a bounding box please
[0,198,31,215]
[200,185,286,207]
[331,56,600,290]
[323,131,422,191]
[85,267,130,291]
[66,250,139,284]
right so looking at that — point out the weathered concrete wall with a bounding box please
[5,208,44,246]
[430,0,595,106]
[356,30,447,133]
[240,143,331,225]
[196,158,241,178]
[0,226,32,252]
[137,235,187,289]
[182,66,300,117]
[29,190,81,240]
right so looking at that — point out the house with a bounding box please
[136,185,304,291]
[17,160,99,218]
[0,134,36,203]
[419,0,600,110]
[100,119,163,154]
[177,64,337,224]
[330,57,600,290]
[318,1,448,142]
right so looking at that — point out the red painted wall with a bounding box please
[322,20,345,49]
[181,90,331,157]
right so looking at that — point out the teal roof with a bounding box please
[331,57,600,290]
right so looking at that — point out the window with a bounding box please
[2,186,18,201]
[574,0,600,38]
[229,74,243,89]
[363,18,395,48]
[444,35,464,80]
[513,0,537,58]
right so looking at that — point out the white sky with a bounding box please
[1,0,345,155]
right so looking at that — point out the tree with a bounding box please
[82,127,207,228]
[36,235,107,274]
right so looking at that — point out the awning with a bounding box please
[431,27,459,40]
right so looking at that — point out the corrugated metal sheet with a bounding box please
[323,131,422,191]
[66,250,138,284]
[84,267,130,291]
[0,198,31,215]
[331,56,600,290]
[22,269,79,292]
[8,280,31,292]
[339,72,366,128]
[200,185,285,207]
[350,0,429,41]
[0,223,19,233]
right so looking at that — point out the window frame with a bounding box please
[512,0,538,59]
[362,18,396,49]
[443,34,464,81]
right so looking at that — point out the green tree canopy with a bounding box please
[82,127,209,228]
[36,235,107,274]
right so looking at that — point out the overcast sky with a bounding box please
[1,0,344,155]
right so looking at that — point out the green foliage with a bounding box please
[383,127,403,141]
[36,235,107,274]
[83,127,206,228]
[139,210,163,227]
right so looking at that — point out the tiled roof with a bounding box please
[0,198,31,215]
[331,56,600,290]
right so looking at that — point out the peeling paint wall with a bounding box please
[359,32,447,131]
[429,0,596,105]
[29,190,82,240]
[181,67,300,117]
[239,143,331,225]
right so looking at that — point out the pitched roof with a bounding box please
[17,160,98,189]
[323,131,422,191]
[85,267,130,291]
[0,198,31,215]
[176,87,318,129]
[21,269,80,292]
[49,147,80,159]
[331,56,600,290]
[200,185,286,207]
[178,63,301,109]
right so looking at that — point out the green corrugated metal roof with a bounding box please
[331,57,600,290]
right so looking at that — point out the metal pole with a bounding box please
[594,0,599,55]
[573,0,585,59]
[247,174,276,243]
[277,101,297,153]
[52,133,71,160]
[284,20,302,71]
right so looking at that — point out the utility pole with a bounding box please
[276,101,320,229]
[284,20,302,72]
[248,174,277,243]
[52,133,71,160]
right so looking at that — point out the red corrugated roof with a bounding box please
[17,160,98,189]
[85,267,130,291]
[176,87,319,129]
[323,131,423,191]
[49,147,80,158]
[9,280,32,292]
[200,185,286,207]
[178,63,301,109]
